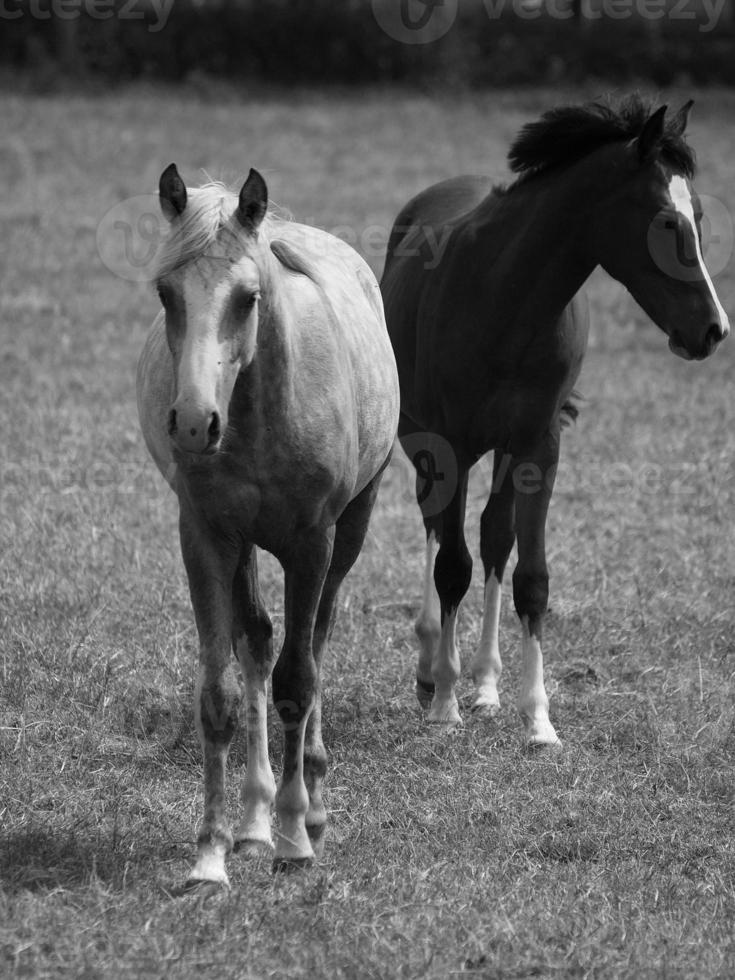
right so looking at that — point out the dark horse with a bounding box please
[381,97,729,745]
[138,166,399,884]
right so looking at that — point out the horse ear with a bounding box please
[237,169,268,233]
[670,99,694,137]
[159,163,187,220]
[637,105,668,164]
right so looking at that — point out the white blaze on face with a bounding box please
[178,274,232,403]
[668,175,730,335]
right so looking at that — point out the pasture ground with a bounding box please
[1,84,735,980]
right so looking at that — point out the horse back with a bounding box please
[383,175,495,274]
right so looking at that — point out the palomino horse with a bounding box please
[381,97,729,744]
[137,166,399,884]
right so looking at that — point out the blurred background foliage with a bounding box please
[1,0,734,88]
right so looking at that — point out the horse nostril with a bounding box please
[207,411,221,445]
[167,409,177,436]
[706,322,724,354]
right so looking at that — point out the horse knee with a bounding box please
[196,665,241,745]
[415,613,441,647]
[272,656,317,727]
[512,567,549,628]
[249,609,273,650]
[481,524,515,581]
[434,542,472,612]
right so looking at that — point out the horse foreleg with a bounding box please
[272,527,334,871]
[512,436,561,749]
[231,546,277,856]
[179,511,241,888]
[429,469,471,726]
[415,526,441,708]
[472,451,516,715]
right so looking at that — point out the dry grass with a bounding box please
[1,82,735,979]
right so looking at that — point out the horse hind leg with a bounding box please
[397,419,452,711]
[231,546,278,857]
[472,452,516,716]
[305,473,385,857]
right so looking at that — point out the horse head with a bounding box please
[156,164,269,455]
[589,101,729,361]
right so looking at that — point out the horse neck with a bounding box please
[470,155,613,317]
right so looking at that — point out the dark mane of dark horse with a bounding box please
[507,94,697,185]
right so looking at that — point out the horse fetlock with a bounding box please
[519,706,559,749]
[471,682,501,714]
[235,803,273,852]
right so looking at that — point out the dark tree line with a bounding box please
[1,0,734,87]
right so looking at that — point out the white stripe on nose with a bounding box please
[668,175,730,336]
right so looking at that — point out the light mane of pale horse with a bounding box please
[155,180,296,281]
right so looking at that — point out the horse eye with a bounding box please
[233,292,258,318]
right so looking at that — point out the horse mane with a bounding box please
[155,180,291,280]
[507,94,697,185]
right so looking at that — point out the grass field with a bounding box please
[2,82,735,979]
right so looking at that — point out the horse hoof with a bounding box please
[233,837,274,858]
[429,719,462,732]
[272,855,314,875]
[173,877,230,899]
[524,736,563,754]
[415,677,435,710]
[470,700,500,719]
[427,700,462,727]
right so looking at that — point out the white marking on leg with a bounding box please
[189,664,233,886]
[471,574,503,713]
[234,649,276,853]
[668,175,730,334]
[428,608,462,725]
[518,616,559,748]
[188,842,231,887]
[274,705,315,864]
[415,531,441,691]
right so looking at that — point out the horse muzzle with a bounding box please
[168,403,222,455]
[668,319,729,362]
